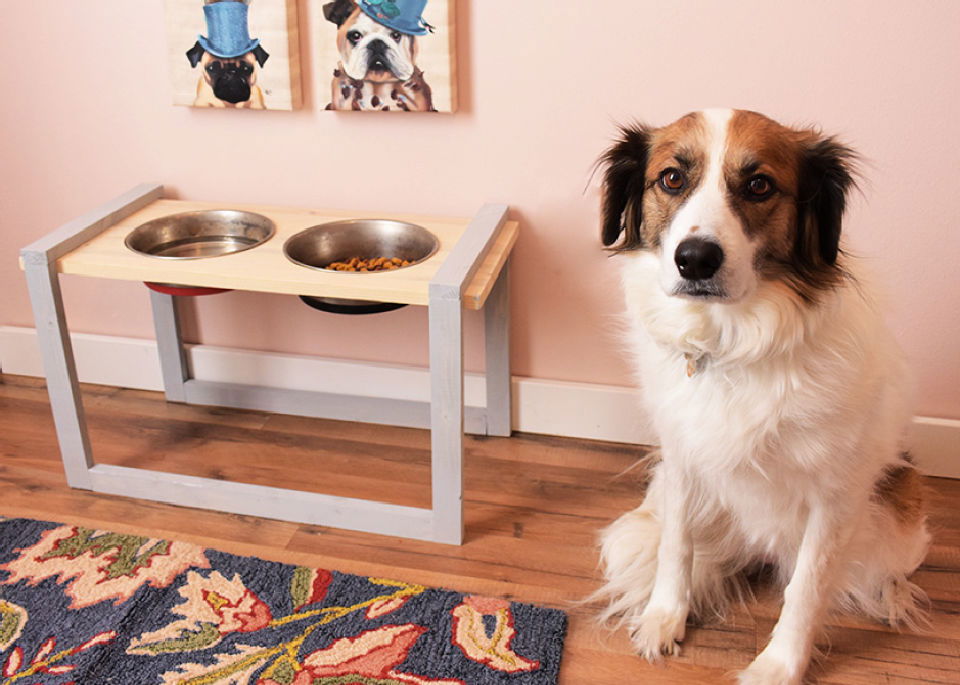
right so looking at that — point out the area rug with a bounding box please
[0,518,566,684]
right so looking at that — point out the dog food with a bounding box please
[325,256,412,272]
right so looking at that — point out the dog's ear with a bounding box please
[796,136,858,267]
[251,45,270,67]
[600,124,652,248]
[186,41,205,68]
[324,0,356,26]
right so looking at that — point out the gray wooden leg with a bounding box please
[23,261,94,489]
[484,257,512,437]
[150,291,189,402]
[429,296,464,544]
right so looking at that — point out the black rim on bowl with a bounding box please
[298,296,407,315]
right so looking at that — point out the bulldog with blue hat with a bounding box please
[323,0,435,111]
[186,0,270,108]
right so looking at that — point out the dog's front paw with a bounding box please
[737,651,803,685]
[627,604,688,661]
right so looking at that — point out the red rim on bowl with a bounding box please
[144,283,232,297]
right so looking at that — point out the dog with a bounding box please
[186,0,269,109]
[186,47,269,108]
[594,109,929,684]
[323,0,434,111]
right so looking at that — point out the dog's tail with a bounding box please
[836,492,932,632]
[590,505,662,628]
[589,493,746,629]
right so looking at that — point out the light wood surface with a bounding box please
[46,199,518,310]
[1,374,957,684]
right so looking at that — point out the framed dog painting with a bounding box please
[165,0,302,110]
[317,0,457,112]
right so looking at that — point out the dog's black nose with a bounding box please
[675,238,724,280]
[213,76,251,104]
[368,38,388,54]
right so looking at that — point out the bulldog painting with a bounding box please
[318,0,457,112]
[165,0,302,110]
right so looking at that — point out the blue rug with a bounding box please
[0,518,566,684]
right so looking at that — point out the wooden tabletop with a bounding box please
[51,199,518,310]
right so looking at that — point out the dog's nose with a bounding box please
[368,39,388,54]
[675,238,724,280]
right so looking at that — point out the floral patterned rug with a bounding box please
[0,518,566,684]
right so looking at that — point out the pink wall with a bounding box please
[2,1,959,419]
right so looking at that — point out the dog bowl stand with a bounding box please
[20,183,519,545]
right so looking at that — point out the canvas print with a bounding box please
[166,0,302,110]
[317,0,457,112]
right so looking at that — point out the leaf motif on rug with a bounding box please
[290,566,334,612]
[1,630,117,681]
[451,596,540,672]
[286,624,464,685]
[0,600,27,651]
[129,570,273,655]
[0,525,210,609]
[158,643,271,684]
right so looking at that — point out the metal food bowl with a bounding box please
[126,209,275,296]
[125,209,275,259]
[284,219,440,315]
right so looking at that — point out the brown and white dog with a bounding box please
[594,109,929,684]
[323,0,434,111]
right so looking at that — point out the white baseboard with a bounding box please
[2,325,956,478]
[0,326,657,447]
[910,418,960,479]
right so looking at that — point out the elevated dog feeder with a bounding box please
[20,183,518,545]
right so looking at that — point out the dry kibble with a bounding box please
[325,256,412,272]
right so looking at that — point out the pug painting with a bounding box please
[322,0,441,112]
[185,0,270,109]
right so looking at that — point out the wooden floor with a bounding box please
[0,374,957,684]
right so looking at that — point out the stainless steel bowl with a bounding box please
[284,219,440,314]
[283,219,439,272]
[125,209,275,259]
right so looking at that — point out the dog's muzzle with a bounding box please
[672,238,727,299]
[366,39,391,73]
[212,65,252,104]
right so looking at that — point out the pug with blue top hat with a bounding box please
[186,0,270,108]
[323,0,435,111]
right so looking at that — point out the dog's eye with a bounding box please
[347,30,362,45]
[390,30,402,42]
[240,64,253,74]
[745,175,776,201]
[658,168,686,194]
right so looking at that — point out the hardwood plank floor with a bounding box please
[1,374,957,683]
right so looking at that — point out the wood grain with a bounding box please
[48,199,518,310]
[1,374,958,683]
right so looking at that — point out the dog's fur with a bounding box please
[594,109,929,684]
[186,0,269,109]
[323,0,434,111]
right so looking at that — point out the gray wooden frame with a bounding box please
[20,184,513,545]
